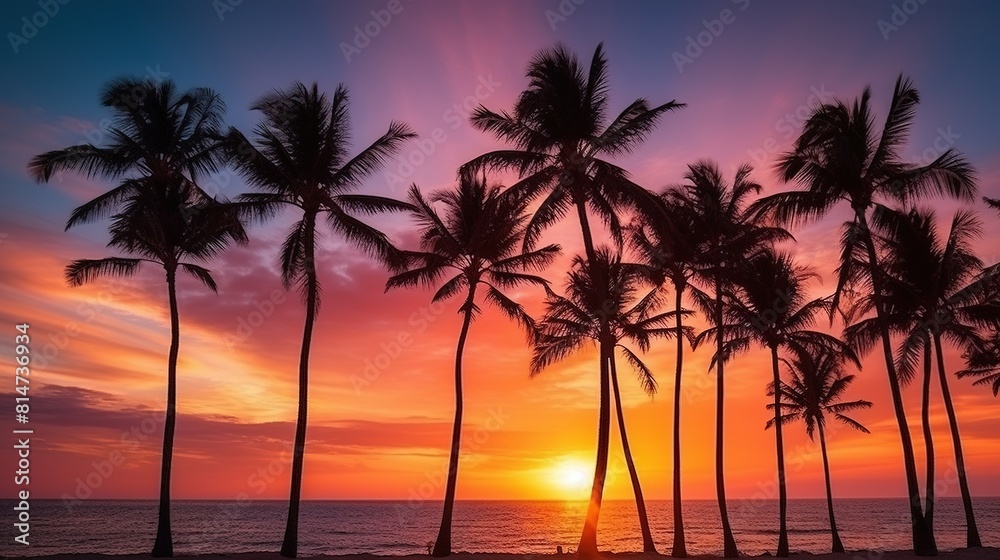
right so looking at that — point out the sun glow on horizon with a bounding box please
[550,457,593,498]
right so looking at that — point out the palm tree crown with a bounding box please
[387,174,559,325]
[464,42,684,255]
[532,248,672,386]
[231,82,416,292]
[29,78,230,228]
[768,351,872,439]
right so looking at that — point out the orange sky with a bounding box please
[2,202,998,504]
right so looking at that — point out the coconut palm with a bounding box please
[680,160,790,557]
[226,82,414,558]
[706,248,859,557]
[629,198,701,557]
[28,78,243,557]
[750,75,977,555]
[463,43,682,557]
[766,350,872,554]
[848,207,1000,546]
[532,249,674,553]
[65,194,245,555]
[385,174,559,556]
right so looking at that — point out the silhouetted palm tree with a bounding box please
[767,351,872,553]
[751,75,977,555]
[29,77,243,557]
[708,248,858,557]
[386,173,559,557]
[532,249,673,553]
[681,160,789,557]
[848,208,1000,546]
[227,82,414,558]
[629,198,701,557]
[463,43,682,557]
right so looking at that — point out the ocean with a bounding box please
[3,498,997,557]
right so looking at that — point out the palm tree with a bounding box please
[463,43,682,557]
[767,350,872,554]
[849,207,1000,547]
[227,82,414,558]
[385,174,559,556]
[680,160,789,557]
[750,75,977,555]
[629,198,701,557]
[709,248,859,557]
[532,249,674,553]
[28,78,244,557]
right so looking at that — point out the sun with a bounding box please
[551,458,592,496]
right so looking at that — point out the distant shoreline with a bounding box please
[13,548,1000,560]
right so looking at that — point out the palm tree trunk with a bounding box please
[609,353,656,553]
[770,345,789,557]
[281,216,318,559]
[855,210,936,556]
[715,272,739,558]
[933,334,981,547]
[432,287,477,557]
[817,423,845,553]
[572,181,610,559]
[151,266,179,558]
[578,334,613,560]
[671,282,688,558]
[573,195,598,265]
[921,337,935,532]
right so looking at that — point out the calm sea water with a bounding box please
[2,498,997,557]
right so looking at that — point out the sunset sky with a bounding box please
[1,0,999,507]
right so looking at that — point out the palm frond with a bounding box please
[66,257,143,286]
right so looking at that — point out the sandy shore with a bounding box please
[21,549,1000,560]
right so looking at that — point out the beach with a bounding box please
[18,549,1000,560]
